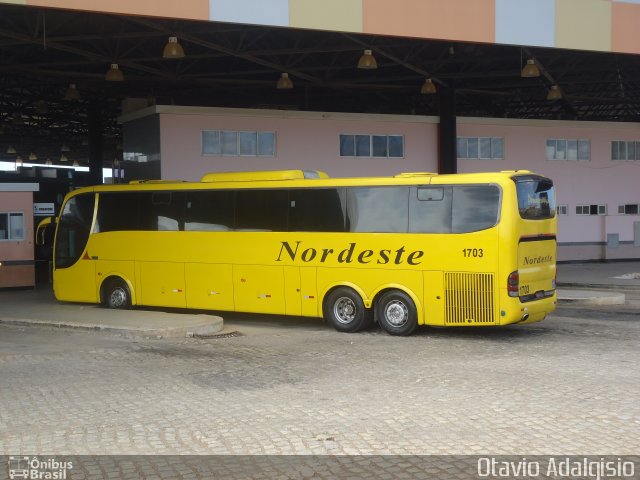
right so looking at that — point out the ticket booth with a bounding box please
[0,183,39,288]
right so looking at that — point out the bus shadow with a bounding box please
[412,323,552,341]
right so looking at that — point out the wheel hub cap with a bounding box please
[385,301,408,326]
[334,297,356,324]
[110,288,126,307]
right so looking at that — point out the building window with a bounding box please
[612,141,640,161]
[202,130,276,157]
[0,212,25,241]
[618,204,639,215]
[457,137,504,159]
[556,205,568,215]
[576,204,606,216]
[546,139,590,160]
[339,134,404,158]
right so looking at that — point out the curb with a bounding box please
[557,289,626,306]
[557,282,640,291]
[0,314,224,338]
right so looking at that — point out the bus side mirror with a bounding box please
[36,216,54,246]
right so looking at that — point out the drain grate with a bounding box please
[193,330,243,339]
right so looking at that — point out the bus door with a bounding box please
[53,193,98,303]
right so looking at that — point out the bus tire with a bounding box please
[323,287,370,333]
[376,290,417,336]
[103,278,131,309]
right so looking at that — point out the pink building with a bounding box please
[0,183,38,288]
[121,106,640,262]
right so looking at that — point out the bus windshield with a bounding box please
[54,193,95,268]
[515,177,555,220]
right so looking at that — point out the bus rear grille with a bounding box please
[444,272,495,325]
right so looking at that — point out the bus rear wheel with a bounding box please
[323,287,371,333]
[376,290,417,336]
[103,279,131,309]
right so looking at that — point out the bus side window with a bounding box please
[289,188,346,232]
[451,185,500,233]
[346,187,408,233]
[410,186,452,233]
[236,190,288,231]
[185,190,235,231]
[95,193,140,232]
[140,192,185,231]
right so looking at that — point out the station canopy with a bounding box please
[1,3,639,166]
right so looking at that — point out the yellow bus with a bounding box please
[49,169,557,336]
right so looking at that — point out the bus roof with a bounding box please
[69,169,540,195]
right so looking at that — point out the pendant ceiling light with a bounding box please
[357,49,378,69]
[105,63,124,82]
[276,72,293,89]
[521,59,541,78]
[547,84,563,101]
[420,78,437,94]
[64,83,81,101]
[163,36,185,59]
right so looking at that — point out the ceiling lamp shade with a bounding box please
[421,78,437,94]
[35,100,49,114]
[61,143,70,152]
[45,159,53,165]
[28,152,37,161]
[15,156,23,167]
[60,154,69,162]
[72,160,80,167]
[105,63,124,82]
[357,49,378,69]
[521,59,541,78]
[276,72,293,89]
[6,145,16,154]
[64,83,81,101]
[547,84,563,101]
[163,36,185,59]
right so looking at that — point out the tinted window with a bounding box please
[137,192,185,231]
[55,193,95,269]
[185,191,235,231]
[516,178,555,220]
[452,185,501,233]
[289,188,345,232]
[410,186,452,233]
[236,190,288,231]
[347,187,408,232]
[96,193,140,232]
[388,136,404,158]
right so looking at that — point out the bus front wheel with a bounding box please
[323,287,371,333]
[376,290,417,336]
[103,279,131,309]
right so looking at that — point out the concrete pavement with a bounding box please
[0,287,223,338]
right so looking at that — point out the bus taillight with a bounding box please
[507,271,519,297]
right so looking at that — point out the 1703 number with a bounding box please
[462,248,484,258]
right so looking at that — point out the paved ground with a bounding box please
[1,304,638,458]
[1,261,639,477]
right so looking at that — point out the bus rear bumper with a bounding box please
[501,292,557,326]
